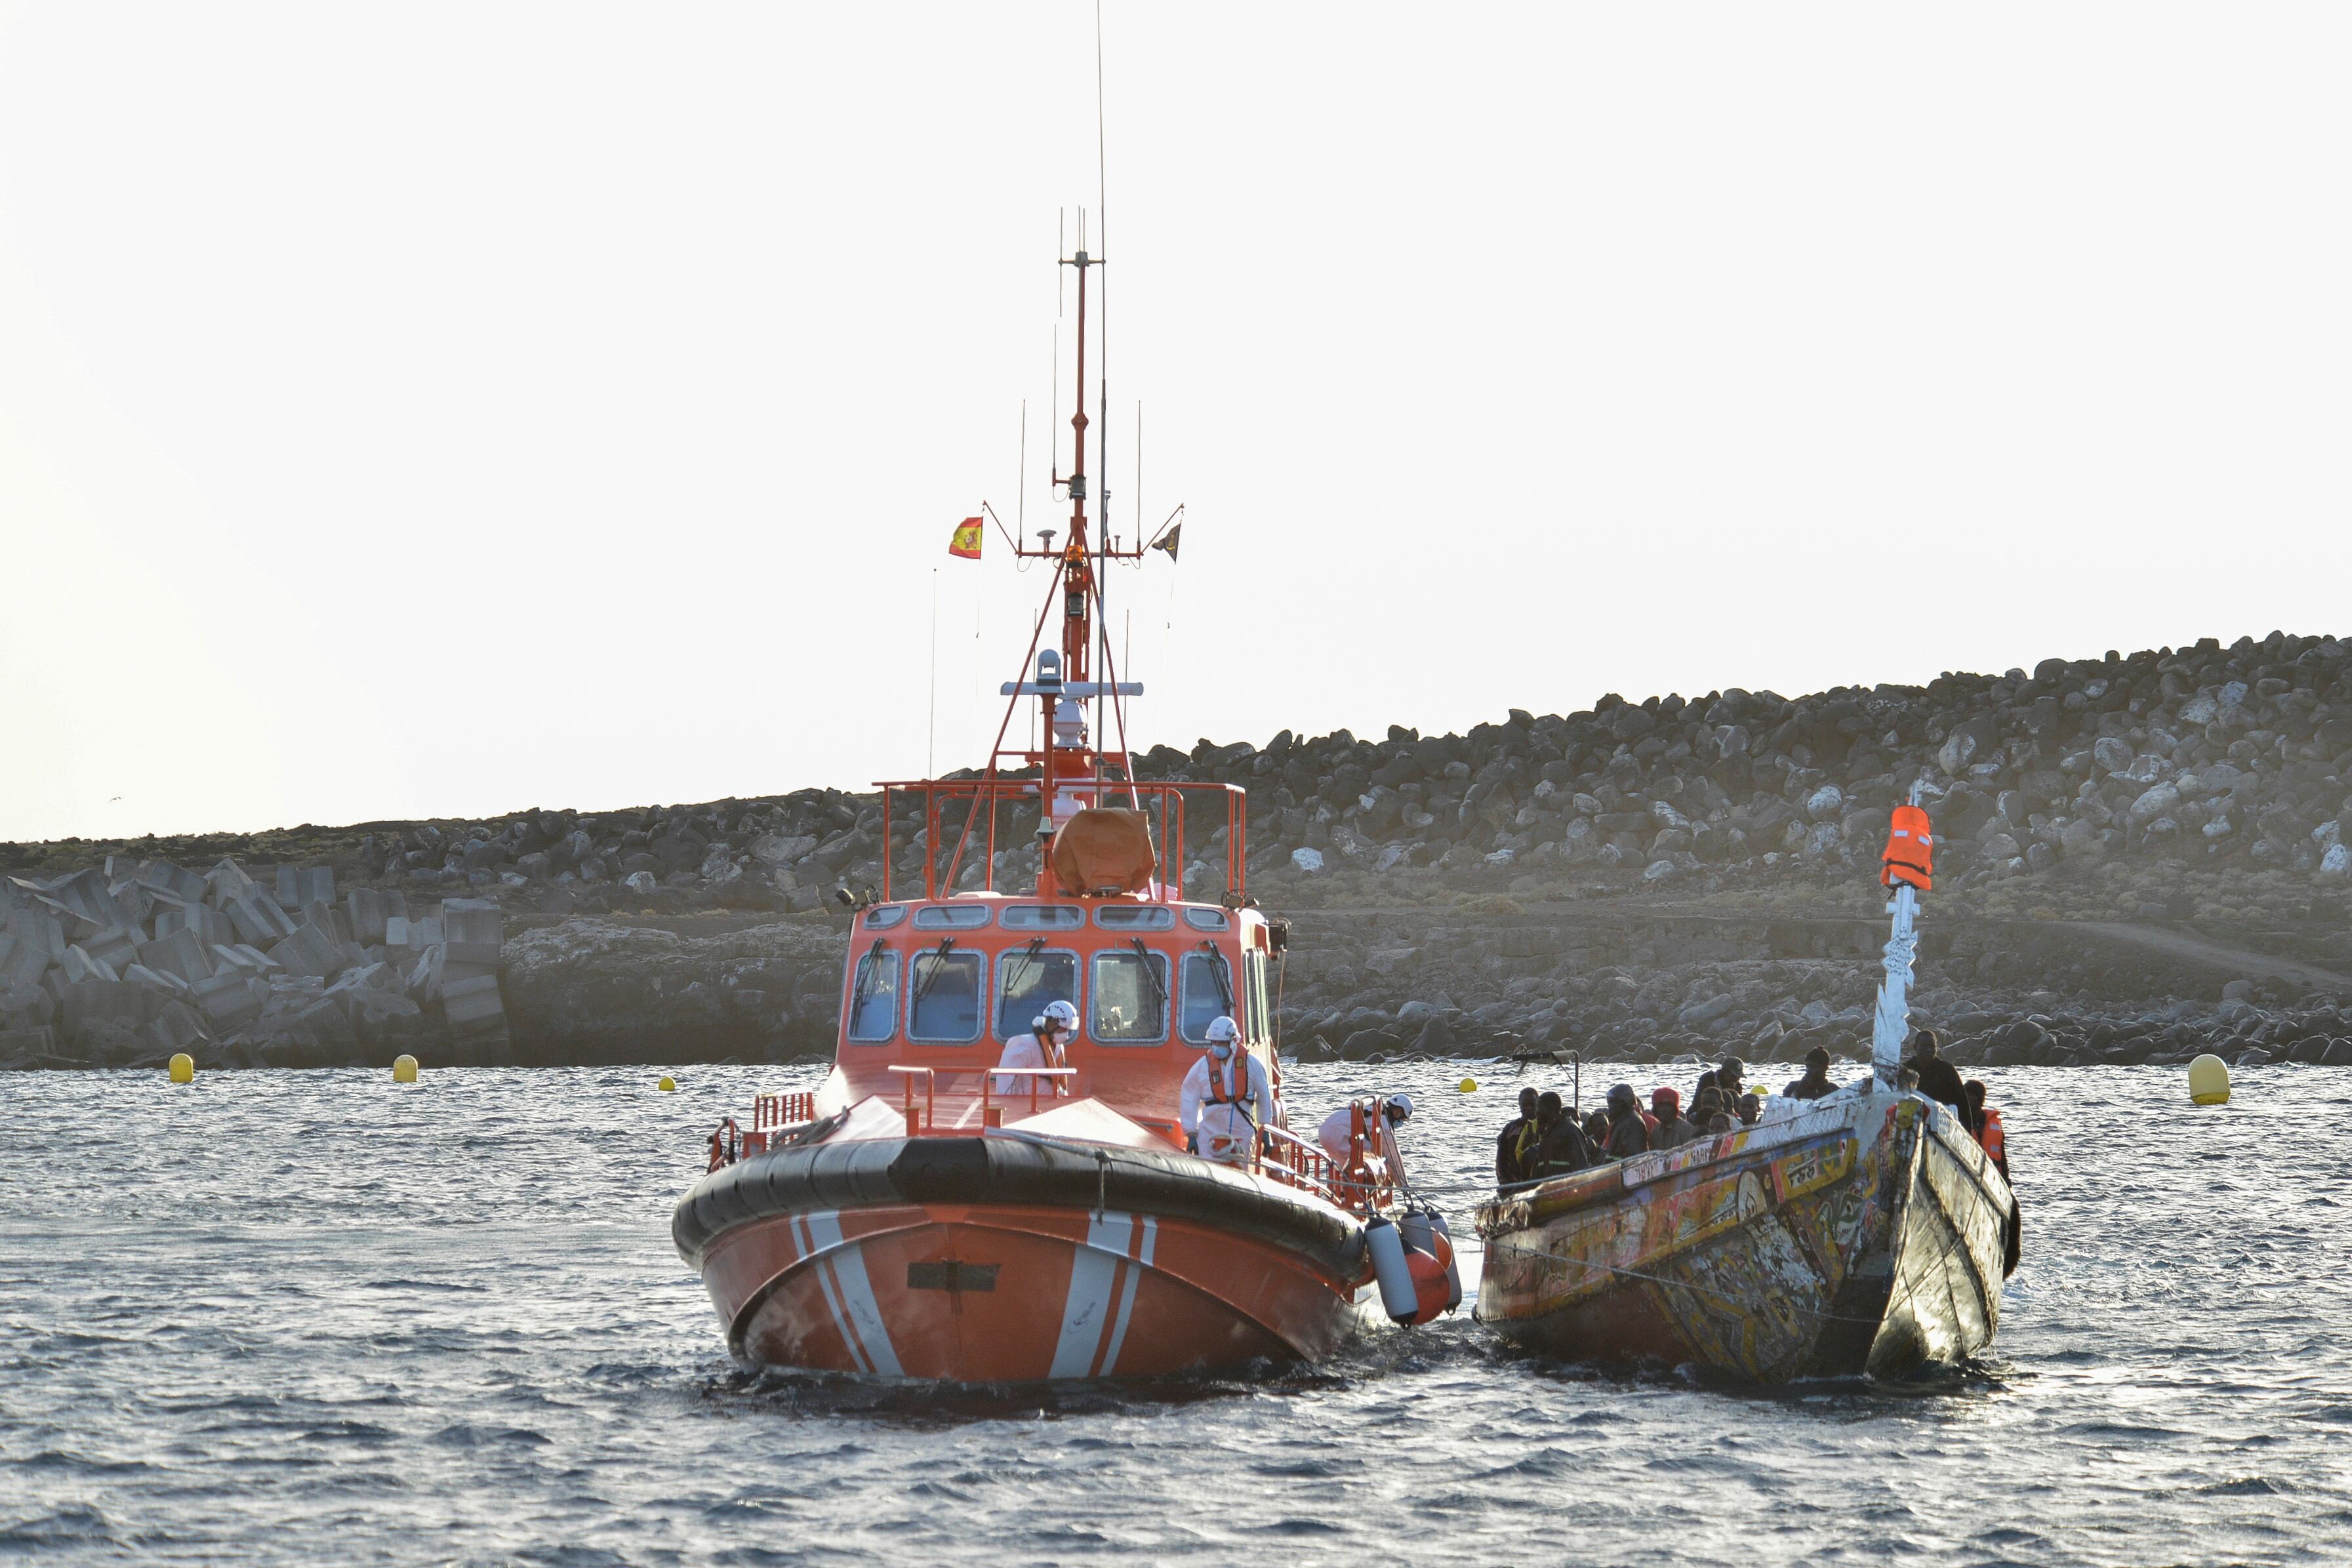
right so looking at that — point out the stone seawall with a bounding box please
[7,628,2349,1074]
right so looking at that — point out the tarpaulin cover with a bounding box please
[1049,808,1157,895]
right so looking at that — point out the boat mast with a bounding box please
[1871,780,1927,1085]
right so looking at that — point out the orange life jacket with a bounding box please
[1978,1106,2006,1167]
[1882,803,1935,891]
[1204,1050,1259,1110]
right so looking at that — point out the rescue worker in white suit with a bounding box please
[995,998,1075,1096]
[1179,1016,1278,1165]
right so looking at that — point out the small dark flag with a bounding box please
[1150,523,1181,563]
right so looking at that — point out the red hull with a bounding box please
[700,1199,1378,1380]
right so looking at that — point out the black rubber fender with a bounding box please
[674,1133,1366,1282]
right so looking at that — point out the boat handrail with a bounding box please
[1256,1123,1347,1209]
[753,1091,818,1131]
[887,1064,1077,1134]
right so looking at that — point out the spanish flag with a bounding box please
[948,516,984,559]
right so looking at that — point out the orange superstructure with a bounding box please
[672,216,1451,1383]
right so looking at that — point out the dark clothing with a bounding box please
[1533,1117,1596,1179]
[1652,1113,1697,1150]
[1782,1071,1836,1100]
[1604,1111,1650,1159]
[1495,1117,1537,1186]
[1909,1054,1974,1134]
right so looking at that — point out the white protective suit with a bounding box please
[1179,1049,1277,1165]
[994,1030,1066,1096]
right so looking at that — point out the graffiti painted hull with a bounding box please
[676,1131,1381,1381]
[1474,1089,2014,1382]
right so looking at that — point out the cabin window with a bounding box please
[1095,906,1175,931]
[1178,947,1234,1043]
[1242,949,1270,1043]
[846,946,900,1043]
[1003,905,1085,931]
[863,905,908,929]
[1182,908,1229,931]
[913,904,992,930]
[996,943,1079,1039]
[1091,948,1171,1044]
[906,946,984,1043]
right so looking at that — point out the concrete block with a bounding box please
[271,920,348,982]
[144,1001,206,1056]
[443,980,508,1037]
[205,858,259,910]
[2,982,56,1028]
[46,868,127,932]
[5,906,65,967]
[139,859,209,903]
[405,944,445,1001]
[441,899,504,965]
[83,927,141,975]
[60,975,144,1034]
[0,1024,60,1059]
[108,881,155,932]
[347,887,390,945]
[441,959,497,988]
[275,864,334,910]
[35,896,102,946]
[192,970,265,1030]
[61,945,121,985]
[123,963,191,997]
[138,927,216,985]
[227,895,298,947]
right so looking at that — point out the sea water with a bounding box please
[5,1062,2348,1565]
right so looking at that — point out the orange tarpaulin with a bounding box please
[1048,808,1157,895]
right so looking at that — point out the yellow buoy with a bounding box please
[657,1075,677,1093]
[168,1052,195,1084]
[1458,1077,1478,1093]
[2188,1053,2231,1105]
[392,1054,419,1083]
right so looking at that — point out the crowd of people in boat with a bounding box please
[1493,1032,2010,1190]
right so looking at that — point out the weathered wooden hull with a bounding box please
[1475,1088,2014,1382]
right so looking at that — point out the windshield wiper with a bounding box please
[850,936,887,1020]
[1198,939,1234,1015]
[910,938,958,1007]
[1132,938,1168,1029]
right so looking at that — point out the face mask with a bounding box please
[1209,1041,1233,1061]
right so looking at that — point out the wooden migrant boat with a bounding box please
[673,236,1455,1382]
[1474,790,2018,1381]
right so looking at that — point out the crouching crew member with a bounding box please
[1180,1016,1276,1166]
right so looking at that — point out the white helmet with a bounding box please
[1040,999,1078,1032]
[1204,1016,1239,1046]
[1385,1093,1415,1122]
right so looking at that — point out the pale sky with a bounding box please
[4,4,2347,843]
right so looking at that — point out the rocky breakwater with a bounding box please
[1,856,514,1071]
[1143,630,2352,923]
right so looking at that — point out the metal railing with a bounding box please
[886,1065,1076,1135]
[875,778,1249,902]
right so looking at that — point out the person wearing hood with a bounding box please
[1602,1083,1652,1159]
[1783,1046,1838,1100]
[1907,1028,1974,1134]
[1650,1086,1697,1149]
[1533,1091,1596,1179]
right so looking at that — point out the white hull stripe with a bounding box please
[805,1211,903,1376]
[1052,1213,1159,1378]
[789,1212,867,1373]
[1099,1216,1156,1375]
